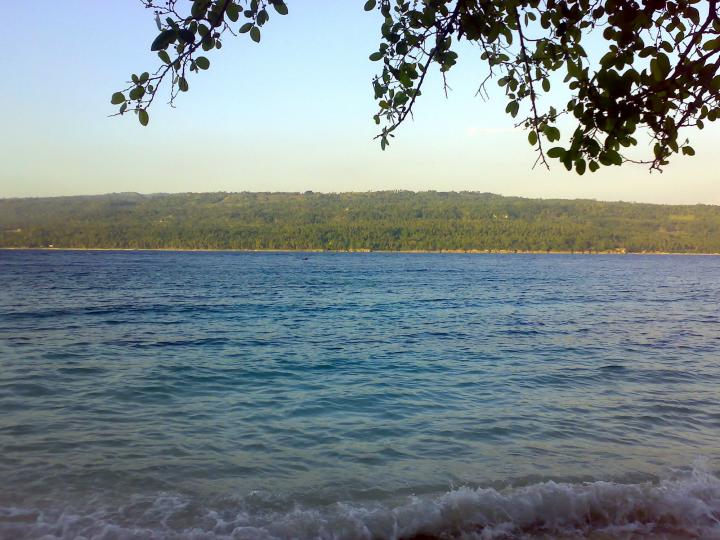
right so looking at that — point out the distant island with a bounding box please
[1,191,719,254]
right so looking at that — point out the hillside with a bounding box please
[1,191,719,253]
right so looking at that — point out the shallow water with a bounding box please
[0,251,719,539]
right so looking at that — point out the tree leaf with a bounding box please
[250,26,261,43]
[575,159,586,175]
[129,86,145,100]
[150,29,176,51]
[195,56,210,70]
[703,37,720,51]
[545,126,560,142]
[227,3,240,22]
[257,9,269,26]
[138,109,149,126]
[178,29,195,44]
[111,92,126,105]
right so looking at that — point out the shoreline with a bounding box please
[2,247,719,256]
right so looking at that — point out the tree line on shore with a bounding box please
[1,191,719,253]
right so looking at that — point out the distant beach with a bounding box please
[3,246,720,255]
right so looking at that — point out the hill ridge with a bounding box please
[2,191,718,253]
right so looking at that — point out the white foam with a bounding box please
[2,463,719,539]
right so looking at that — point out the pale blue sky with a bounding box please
[0,1,718,204]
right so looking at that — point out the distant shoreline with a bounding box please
[2,247,719,256]
[5,192,720,255]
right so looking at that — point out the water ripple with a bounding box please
[1,251,719,538]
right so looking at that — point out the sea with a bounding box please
[0,250,719,539]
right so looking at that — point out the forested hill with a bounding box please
[1,191,719,253]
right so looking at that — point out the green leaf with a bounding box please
[547,147,565,158]
[151,29,176,51]
[178,77,189,92]
[369,51,383,61]
[650,53,671,81]
[129,86,145,100]
[178,29,195,44]
[138,109,149,126]
[239,22,253,33]
[250,26,261,43]
[542,78,550,92]
[545,126,560,142]
[273,1,288,15]
[191,0,210,18]
[575,159,586,175]
[158,50,171,64]
[364,0,377,11]
[682,146,695,156]
[227,2,240,21]
[257,9,269,25]
[703,37,720,51]
[505,100,519,117]
[111,92,126,105]
[195,56,210,70]
[528,130,538,146]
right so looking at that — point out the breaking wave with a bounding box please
[2,464,719,540]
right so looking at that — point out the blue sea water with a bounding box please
[1,250,719,539]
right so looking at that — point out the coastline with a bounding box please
[2,247,719,255]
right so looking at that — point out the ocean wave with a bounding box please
[2,464,719,539]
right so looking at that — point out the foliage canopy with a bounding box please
[4,192,720,253]
[113,0,720,173]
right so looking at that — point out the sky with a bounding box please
[0,1,718,204]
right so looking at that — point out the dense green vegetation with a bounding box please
[1,191,719,253]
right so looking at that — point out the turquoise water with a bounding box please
[1,251,719,539]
